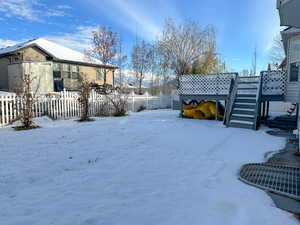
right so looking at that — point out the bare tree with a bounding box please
[148,45,160,95]
[77,73,93,122]
[270,34,285,69]
[131,40,154,94]
[13,72,41,130]
[115,36,127,88]
[89,26,118,84]
[156,46,173,94]
[157,19,209,84]
[187,26,226,74]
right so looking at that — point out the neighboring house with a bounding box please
[0,38,117,92]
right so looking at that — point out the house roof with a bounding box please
[0,38,117,68]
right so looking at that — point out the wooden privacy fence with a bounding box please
[0,90,172,127]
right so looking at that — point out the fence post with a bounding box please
[131,91,135,112]
[159,91,163,109]
[145,91,149,109]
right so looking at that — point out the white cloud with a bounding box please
[57,4,72,10]
[44,26,96,52]
[0,39,21,48]
[0,0,71,21]
[0,26,95,54]
[87,0,180,41]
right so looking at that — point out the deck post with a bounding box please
[266,101,270,118]
[215,100,219,120]
[179,96,183,118]
[262,102,265,119]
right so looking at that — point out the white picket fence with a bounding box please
[0,90,172,128]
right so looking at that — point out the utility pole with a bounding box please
[252,47,257,76]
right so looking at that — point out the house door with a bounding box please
[54,79,64,92]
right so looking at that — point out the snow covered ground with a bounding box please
[0,110,298,225]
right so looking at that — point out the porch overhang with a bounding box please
[281,27,300,53]
[277,0,300,28]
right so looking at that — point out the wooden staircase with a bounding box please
[225,76,262,130]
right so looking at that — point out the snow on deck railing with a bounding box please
[0,90,172,128]
[179,73,238,95]
[261,71,287,96]
[179,71,287,96]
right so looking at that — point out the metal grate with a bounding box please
[261,71,287,96]
[239,163,300,200]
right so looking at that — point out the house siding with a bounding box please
[7,63,23,91]
[22,47,47,62]
[23,62,53,92]
[79,65,114,85]
[8,62,53,92]
[0,57,9,90]
[285,34,300,103]
[62,65,114,91]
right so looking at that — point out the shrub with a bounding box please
[77,73,93,122]
[106,91,128,117]
[13,73,41,130]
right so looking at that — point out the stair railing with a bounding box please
[224,75,240,126]
[254,74,263,130]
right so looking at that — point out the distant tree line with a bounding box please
[84,19,227,95]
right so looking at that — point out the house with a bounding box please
[277,0,300,28]
[277,0,300,136]
[0,38,118,92]
[277,0,300,103]
[280,27,300,103]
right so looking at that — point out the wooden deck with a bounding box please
[178,71,288,130]
[179,71,287,102]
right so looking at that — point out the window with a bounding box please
[53,63,61,78]
[96,68,104,81]
[290,62,299,82]
[62,64,71,78]
[71,65,79,79]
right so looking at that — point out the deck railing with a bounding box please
[179,71,287,96]
[261,71,287,96]
[179,73,238,95]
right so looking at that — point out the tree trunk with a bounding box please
[104,68,107,85]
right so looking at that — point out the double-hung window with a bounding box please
[53,63,61,78]
[96,68,104,81]
[62,64,71,78]
[71,65,80,79]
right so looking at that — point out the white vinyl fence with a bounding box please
[0,90,172,127]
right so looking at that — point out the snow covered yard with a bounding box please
[0,110,298,225]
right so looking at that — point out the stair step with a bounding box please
[237,87,258,90]
[238,81,259,85]
[234,103,256,109]
[235,98,257,103]
[232,109,255,115]
[231,115,255,122]
[228,122,254,129]
[236,94,257,98]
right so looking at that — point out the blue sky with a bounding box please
[0,0,281,73]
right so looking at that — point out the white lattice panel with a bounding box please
[261,71,287,96]
[179,73,237,95]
